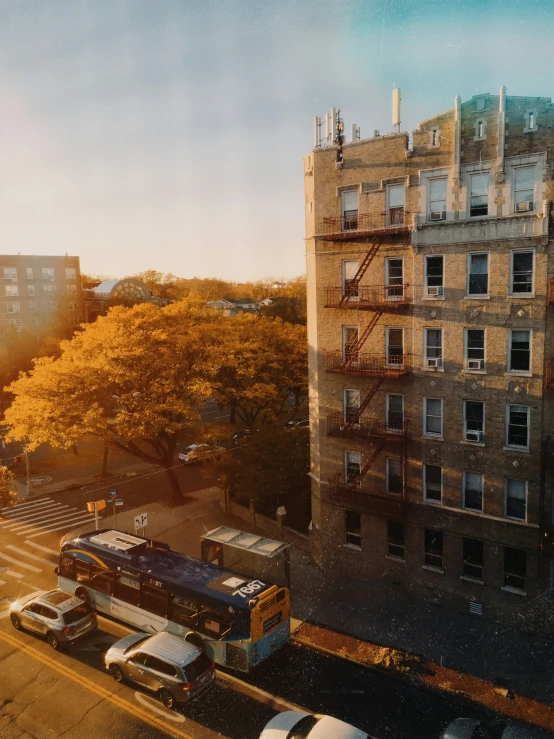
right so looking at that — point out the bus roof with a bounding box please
[62,529,276,609]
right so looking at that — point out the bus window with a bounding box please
[168,595,198,627]
[199,606,231,639]
[59,555,75,580]
[90,565,114,595]
[74,559,91,584]
[140,584,168,617]
[115,574,140,606]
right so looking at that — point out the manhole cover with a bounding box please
[0,595,16,605]
[30,476,52,485]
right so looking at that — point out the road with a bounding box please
[0,494,501,739]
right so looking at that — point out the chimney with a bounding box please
[392,88,401,132]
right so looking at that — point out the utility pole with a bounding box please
[25,446,32,498]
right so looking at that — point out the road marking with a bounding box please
[25,541,58,556]
[9,506,77,531]
[0,630,197,739]
[0,500,53,520]
[17,512,95,536]
[1,498,51,513]
[5,545,56,566]
[134,692,186,722]
[216,670,308,713]
[0,579,6,586]
[2,504,69,528]
[4,570,24,579]
[24,515,96,538]
[0,552,41,573]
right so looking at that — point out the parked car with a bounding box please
[440,718,554,738]
[232,429,251,446]
[105,632,215,709]
[178,443,225,463]
[9,589,97,649]
[259,711,367,739]
[284,417,309,428]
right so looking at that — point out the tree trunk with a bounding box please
[101,441,109,478]
[72,443,79,456]
[165,463,184,506]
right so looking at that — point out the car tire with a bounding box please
[109,664,124,683]
[158,688,175,709]
[47,631,60,650]
[10,614,21,630]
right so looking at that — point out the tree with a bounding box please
[5,297,224,504]
[0,466,17,509]
[212,315,308,426]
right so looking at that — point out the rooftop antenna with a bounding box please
[392,88,401,133]
[335,109,344,165]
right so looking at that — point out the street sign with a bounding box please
[115,501,124,507]
[114,498,123,503]
[108,489,117,498]
[134,513,148,530]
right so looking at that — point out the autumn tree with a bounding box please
[5,297,224,503]
[0,465,17,509]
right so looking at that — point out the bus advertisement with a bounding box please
[57,529,290,672]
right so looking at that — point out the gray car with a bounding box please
[440,718,554,738]
[105,631,216,709]
[9,589,97,649]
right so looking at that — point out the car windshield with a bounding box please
[63,603,92,625]
[123,636,150,654]
[183,653,213,682]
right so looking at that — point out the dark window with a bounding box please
[148,656,178,677]
[386,259,404,298]
[509,330,531,372]
[59,555,75,580]
[345,451,361,485]
[463,538,483,580]
[90,565,114,595]
[466,329,485,368]
[386,458,402,494]
[507,406,529,448]
[387,521,405,559]
[470,173,489,216]
[129,652,150,667]
[424,464,442,503]
[41,606,58,620]
[511,252,533,294]
[63,603,92,625]
[287,716,319,739]
[115,574,140,606]
[345,510,361,548]
[468,253,489,295]
[168,595,199,628]
[426,255,444,293]
[504,548,526,591]
[463,471,483,512]
[387,394,404,430]
[424,530,443,570]
[183,653,213,683]
[386,328,403,366]
[506,479,526,521]
[73,559,91,585]
[140,584,168,617]
[425,398,442,436]
[465,401,484,441]
[199,607,232,639]
[425,329,442,364]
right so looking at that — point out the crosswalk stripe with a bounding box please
[5,545,56,566]
[24,541,58,556]
[1,498,51,513]
[25,515,96,538]
[9,506,76,531]
[0,552,42,573]
[4,570,24,579]
[0,579,5,586]
[1,504,68,527]
[14,510,94,535]
[0,501,54,521]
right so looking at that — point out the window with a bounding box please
[424,530,443,570]
[429,178,447,220]
[5,285,18,297]
[467,253,489,296]
[26,268,33,280]
[504,547,526,592]
[43,283,56,294]
[342,260,359,299]
[424,398,442,437]
[345,510,362,549]
[44,300,57,310]
[65,268,77,280]
[6,302,20,314]
[386,258,404,299]
[508,330,531,373]
[28,285,35,297]
[386,327,403,367]
[129,652,150,667]
[429,127,440,147]
[506,405,530,450]
[89,565,114,595]
[511,251,534,295]
[115,573,140,606]
[425,255,444,297]
[386,458,402,494]
[386,393,404,431]
[387,521,405,559]
[168,595,199,627]
[464,401,484,443]
[462,538,483,580]
[470,173,489,217]
[344,389,361,425]
[387,184,405,225]
[475,119,486,139]
[73,559,91,584]
[67,284,77,295]
[140,584,168,617]
[514,167,534,212]
[423,464,442,503]
[343,326,359,364]
[463,471,483,512]
[1,267,17,281]
[42,267,55,281]
[59,555,75,580]
[341,190,358,231]
[199,606,231,638]
[505,479,527,521]
[28,301,36,312]
[345,451,361,485]
[148,656,178,677]
[465,329,485,370]
[424,328,443,368]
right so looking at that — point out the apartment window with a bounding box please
[342,260,359,299]
[469,173,489,217]
[386,393,404,431]
[386,458,402,494]
[467,253,489,296]
[465,329,485,371]
[43,284,57,295]
[342,326,359,365]
[425,255,444,297]
[424,530,443,570]
[26,268,33,280]
[505,479,527,521]
[65,267,77,280]
[508,330,531,373]
[424,398,443,437]
[341,190,358,231]
[387,184,405,225]
[463,538,483,580]
[387,521,405,559]
[344,389,361,425]
[2,267,17,282]
[345,510,362,549]
[6,302,20,314]
[506,405,530,450]
[345,451,361,485]
[386,258,404,300]
[429,127,440,147]
[464,401,484,444]
[514,166,534,212]
[5,285,19,297]
[504,547,526,592]
[44,300,57,311]
[67,284,77,295]
[386,327,403,368]
[463,471,483,512]
[28,285,35,297]
[510,250,534,295]
[423,464,442,503]
[42,267,55,281]
[429,178,447,220]
[28,301,36,312]
[424,328,443,368]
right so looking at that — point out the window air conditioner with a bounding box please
[426,358,442,368]
[467,359,484,370]
[465,430,483,443]
[515,201,533,213]
[426,286,444,297]
[429,210,446,221]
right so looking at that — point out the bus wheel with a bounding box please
[158,689,175,709]
[184,632,204,651]
[75,587,90,603]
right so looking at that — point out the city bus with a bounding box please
[57,529,290,672]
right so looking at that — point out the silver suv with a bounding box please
[9,589,97,649]
[105,632,216,709]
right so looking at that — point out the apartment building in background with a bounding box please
[0,254,84,331]
[304,87,554,621]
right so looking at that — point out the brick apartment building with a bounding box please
[0,254,84,331]
[304,87,554,621]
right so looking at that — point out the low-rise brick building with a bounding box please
[305,87,554,621]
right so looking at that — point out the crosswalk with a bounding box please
[0,540,58,591]
[0,496,95,539]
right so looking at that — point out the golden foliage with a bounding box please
[0,466,18,509]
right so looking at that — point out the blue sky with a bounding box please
[1,0,553,281]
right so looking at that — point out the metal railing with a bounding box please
[320,210,410,239]
[324,284,408,308]
[325,351,408,375]
[328,474,406,518]
[327,413,406,440]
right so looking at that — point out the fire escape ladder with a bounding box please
[342,311,384,372]
[339,238,383,308]
[342,377,385,433]
[353,441,385,485]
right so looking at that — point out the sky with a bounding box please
[1,0,553,282]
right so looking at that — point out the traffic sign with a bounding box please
[108,489,117,498]
[134,512,148,530]
[115,501,124,507]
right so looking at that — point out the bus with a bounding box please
[57,529,290,672]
